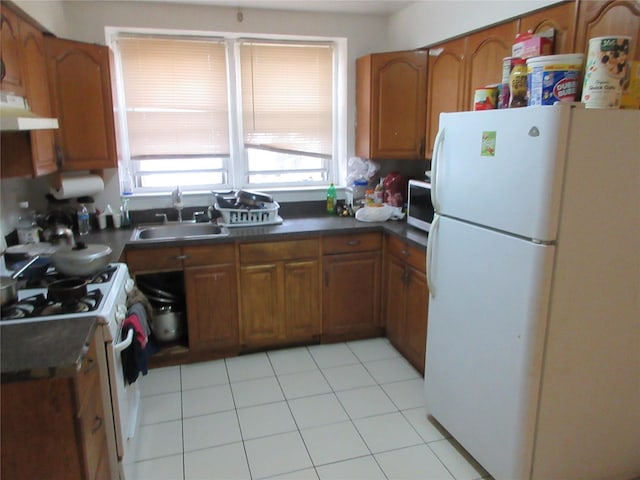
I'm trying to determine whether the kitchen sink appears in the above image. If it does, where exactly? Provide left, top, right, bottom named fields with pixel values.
left=130, top=222, right=229, bottom=241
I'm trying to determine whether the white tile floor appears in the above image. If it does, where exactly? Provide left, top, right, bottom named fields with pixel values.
left=125, top=338, right=490, bottom=480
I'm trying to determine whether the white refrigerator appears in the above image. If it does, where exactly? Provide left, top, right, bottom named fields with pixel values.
left=424, top=103, right=640, bottom=480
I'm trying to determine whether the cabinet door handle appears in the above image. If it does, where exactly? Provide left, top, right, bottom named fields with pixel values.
left=347, top=240, right=361, bottom=246
left=401, top=249, right=410, bottom=257
left=55, top=145, right=64, bottom=168
left=0, top=59, right=5, bottom=81
left=173, top=255, right=189, bottom=260
left=91, top=415, right=103, bottom=434
left=324, top=271, right=329, bottom=287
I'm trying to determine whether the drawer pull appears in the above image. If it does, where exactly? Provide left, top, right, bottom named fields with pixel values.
left=172, top=255, right=189, bottom=260
left=401, top=249, right=410, bottom=257
left=91, top=415, right=103, bottom=434
left=346, top=240, right=361, bottom=246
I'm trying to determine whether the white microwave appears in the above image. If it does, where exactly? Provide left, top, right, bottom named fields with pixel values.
left=406, top=179, right=434, bottom=232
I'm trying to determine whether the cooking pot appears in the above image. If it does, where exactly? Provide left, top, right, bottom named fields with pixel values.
left=0, top=256, right=40, bottom=306
left=47, top=277, right=88, bottom=303
left=151, top=306, right=184, bottom=342
left=50, top=242, right=111, bottom=277
left=236, top=190, right=273, bottom=207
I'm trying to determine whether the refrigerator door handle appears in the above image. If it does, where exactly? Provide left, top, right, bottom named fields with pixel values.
left=426, top=213, right=440, bottom=298
left=431, top=127, right=444, bottom=214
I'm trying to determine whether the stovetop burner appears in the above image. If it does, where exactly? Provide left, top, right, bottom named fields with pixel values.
left=1, top=290, right=104, bottom=321
left=21, top=265, right=118, bottom=289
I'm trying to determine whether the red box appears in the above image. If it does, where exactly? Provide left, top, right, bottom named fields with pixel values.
left=512, top=32, right=553, bottom=59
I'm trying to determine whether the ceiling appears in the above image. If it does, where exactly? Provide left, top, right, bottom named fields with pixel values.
left=132, top=0, right=414, bottom=16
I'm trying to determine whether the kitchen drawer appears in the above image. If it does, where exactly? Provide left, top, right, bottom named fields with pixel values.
left=386, top=235, right=426, bottom=273
left=240, top=238, right=319, bottom=264
left=322, top=232, right=382, bottom=255
left=78, top=379, right=107, bottom=480
left=126, top=247, right=183, bottom=272
left=183, top=243, right=236, bottom=267
left=75, top=339, right=99, bottom=414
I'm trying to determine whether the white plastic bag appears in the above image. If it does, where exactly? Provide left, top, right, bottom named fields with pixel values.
left=355, top=205, right=394, bottom=222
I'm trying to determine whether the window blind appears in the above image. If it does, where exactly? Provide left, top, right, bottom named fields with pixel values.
left=239, top=41, right=333, bottom=158
left=117, top=36, right=229, bottom=158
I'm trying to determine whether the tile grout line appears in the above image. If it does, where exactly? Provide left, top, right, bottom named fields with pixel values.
left=223, top=356, right=255, bottom=480
left=265, top=347, right=320, bottom=480
left=179, top=365, right=187, bottom=480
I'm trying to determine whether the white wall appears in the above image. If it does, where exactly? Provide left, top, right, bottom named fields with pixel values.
left=9, top=0, right=70, bottom=37
left=388, top=0, right=563, bottom=50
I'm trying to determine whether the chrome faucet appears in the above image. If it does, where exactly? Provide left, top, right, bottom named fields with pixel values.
left=172, top=186, right=183, bottom=222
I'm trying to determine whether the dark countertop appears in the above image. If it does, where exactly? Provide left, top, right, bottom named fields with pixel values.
left=90, top=215, right=429, bottom=259
left=1, top=215, right=427, bottom=382
left=1, top=317, right=98, bottom=383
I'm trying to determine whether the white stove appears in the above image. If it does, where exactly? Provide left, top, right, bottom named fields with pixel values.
left=1, top=262, right=139, bottom=480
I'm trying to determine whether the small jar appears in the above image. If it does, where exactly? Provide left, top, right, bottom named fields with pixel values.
left=365, top=189, right=375, bottom=206
left=509, top=58, right=528, bottom=108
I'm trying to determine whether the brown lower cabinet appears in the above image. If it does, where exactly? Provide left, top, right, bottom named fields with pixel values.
left=126, top=243, right=239, bottom=363
left=125, top=232, right=427, bottom=372
left=384, top=235, right=429, bottom=374
left=322, top=232, right=383, bottom=341
left=184, top=244, right=238, bottom=352
left=239, top=238, right=321, bottom=349
left=0, top=337, right=111, bottom=480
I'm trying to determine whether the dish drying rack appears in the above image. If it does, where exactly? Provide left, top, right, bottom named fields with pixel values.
left=215, top=201, right=283, bottom=227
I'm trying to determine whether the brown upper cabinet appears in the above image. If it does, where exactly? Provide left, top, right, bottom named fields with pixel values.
left=425, top=38, right=466, bottom=159
left=0, top=5, right=56, bottom=178
left=574, top=0, right=640, bottom=59
left=356, top=50, right=428, bottom=160
left=45, top=37, right=117, bottom=171
left=517, top=1, right=577, bottom=55
left=464, top=21, right=518, bottom=111
left=0, top=6, right=25, bottom=96
left=425, top=0, right=639, bottom=158
left=424, top=22, right=517, bottom=156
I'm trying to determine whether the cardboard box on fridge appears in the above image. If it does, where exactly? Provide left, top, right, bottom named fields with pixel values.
left=621, top=61, right=640, bottom=109
left=512, top=30, right=554, bottom=59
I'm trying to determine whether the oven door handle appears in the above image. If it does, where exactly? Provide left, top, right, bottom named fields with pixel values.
left=114, top=328, right=134, bottom=352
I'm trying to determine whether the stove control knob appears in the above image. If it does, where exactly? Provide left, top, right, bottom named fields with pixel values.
left=125, top=278, right=135, bottom=294
left=116, top=304, right=127, bottom=323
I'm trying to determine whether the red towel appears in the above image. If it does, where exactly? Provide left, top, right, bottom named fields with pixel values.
left=123, top=313, right=148, bottom=349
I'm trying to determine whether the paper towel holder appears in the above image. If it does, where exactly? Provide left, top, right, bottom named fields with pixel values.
left=50, top=170, right=104, bottom=191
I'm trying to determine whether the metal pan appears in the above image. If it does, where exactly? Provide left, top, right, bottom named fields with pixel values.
left=0, top=256, right=41, bottom=306
left=47, top=277, right=88, bottom=304
left=236, top=190, right=273, bottom=207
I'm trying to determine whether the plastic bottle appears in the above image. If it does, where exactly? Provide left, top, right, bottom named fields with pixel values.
left=509, top=58, right=528, bottom=108
left=374, top=180, right=384, bottom=204
left=352, top=179, right=368, bottom=208
left=326, top=183, right=337, bottom=214
left=17, top=202, right=40, bottom=244
left=77, top=203, right=90, bottom=235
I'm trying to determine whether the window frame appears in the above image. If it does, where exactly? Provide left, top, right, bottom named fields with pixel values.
left=106, top=27, right=347, bottom=196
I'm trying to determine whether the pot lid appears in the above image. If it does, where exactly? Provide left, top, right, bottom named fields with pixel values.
left=52, top=242, right=111, bottom=261
left=6, top=243, right=58, bottom=256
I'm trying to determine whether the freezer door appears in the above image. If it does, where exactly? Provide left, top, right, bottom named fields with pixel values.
left=425, top=216, right=554, bottom=479
left=432, top=105, right=571, bottom=242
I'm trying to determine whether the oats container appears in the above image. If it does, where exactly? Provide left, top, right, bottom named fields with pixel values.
left=582, top=36, right=631, bottom=108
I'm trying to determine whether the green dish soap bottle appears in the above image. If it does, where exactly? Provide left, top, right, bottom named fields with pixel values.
left=326, top=183, right=337, bottom=214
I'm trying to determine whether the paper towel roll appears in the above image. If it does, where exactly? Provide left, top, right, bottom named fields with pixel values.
left=50, top=174, right=105, bottom=200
